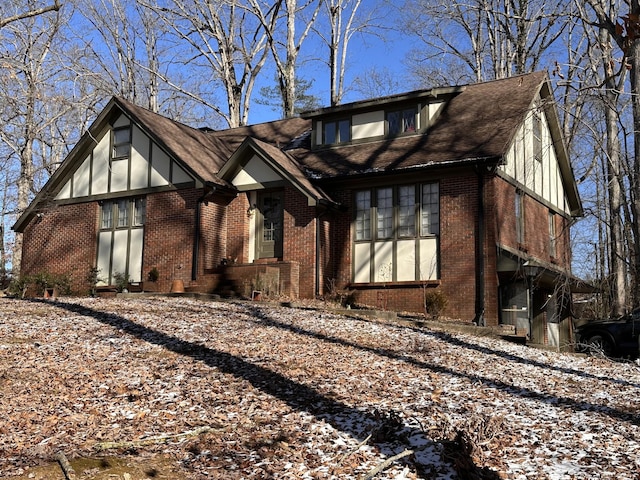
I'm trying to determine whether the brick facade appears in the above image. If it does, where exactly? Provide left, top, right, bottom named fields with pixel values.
left=18, top=170, right=574, bottom=324
left=21, top=202, right=99, bottom=294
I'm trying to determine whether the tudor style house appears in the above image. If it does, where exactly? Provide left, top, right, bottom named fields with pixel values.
left=13, top=72, right=583, bottom=347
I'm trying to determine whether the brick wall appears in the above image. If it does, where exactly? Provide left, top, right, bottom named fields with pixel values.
left=283, top=188, right=316, bottom=298
left=20, top=202, right=98, bottom=294
left=439, top=175, right=480, bottom=321
left=226, top=193, right=250, bottom=264
left=493, top=177, right=573, bottom=268
left=200, top=196, right=229, bottom=272
left=142, top=189, right=198, bottom=291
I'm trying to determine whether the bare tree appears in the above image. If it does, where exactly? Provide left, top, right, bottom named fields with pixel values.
left=401, top=0, right=570, bottom=83
left=147, top=0, right=271, bottom=127
left=0, top=1, right=61, bottom=29
left=0, top=3, right=76, bottom=274
left=312, top=0, right=387, bottom=105
left=577, top=0, right=640, bottom=308
left=249, top=0, right=323, bottom=117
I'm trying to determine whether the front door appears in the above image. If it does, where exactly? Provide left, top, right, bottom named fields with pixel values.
left=256, top=190, right=283, bottom=259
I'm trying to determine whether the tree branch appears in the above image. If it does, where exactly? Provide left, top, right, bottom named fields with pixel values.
left=0, top=1, right=61, bottom=29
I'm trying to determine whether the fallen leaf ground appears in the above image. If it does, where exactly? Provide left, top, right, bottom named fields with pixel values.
left=1, top=296, right=639, bottom=479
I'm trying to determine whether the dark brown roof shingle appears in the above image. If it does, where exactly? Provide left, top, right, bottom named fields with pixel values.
left=291, top=72, right=548, bottom=177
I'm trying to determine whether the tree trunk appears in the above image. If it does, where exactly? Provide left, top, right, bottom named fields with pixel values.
left=602, top=27, right=628, bottom=315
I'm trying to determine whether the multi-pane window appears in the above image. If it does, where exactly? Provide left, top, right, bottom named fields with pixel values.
left=516, top=191, right=525, bottom=244
left=134, top=198, right=146, bottom=226
left=421, top=183, right=439, bottom=235
left=355, top=183, right=439, bottom=241
left=355, top=191, right=371, bottom=241
left=388, top=108, right=417, bottom=135
left=549, top=211, right=556, bottom=258
left=398, top=185, right=416, bottom=237
left=112, top=127, right=131, bottom=158
left=324, top=119, right=351, bottom=144
left=354, top=183, right=440, bottom=284
left=101, top=198, right=146, bottom=231
left=533, top=112, right=542, bottom=162
left=376, top=188, right=394, bottom=239
left=117, top=199, right=129, bottom=227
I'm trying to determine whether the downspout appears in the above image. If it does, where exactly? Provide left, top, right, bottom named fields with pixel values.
left=315, top=207, right=328, bottom=297
left=474, top=165, right=486, bottom=326
left=192, top=182, right=217, bottom=282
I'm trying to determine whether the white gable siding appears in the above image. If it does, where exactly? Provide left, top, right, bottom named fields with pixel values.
left=231, top=155, right=282, bottom=190
left=55, top=121, right=194, bottom=201
left=92, top=130, right=110, bottom=194
left=72, top=155, right=91, bottom=197
left=500, top=106, right=570, bottom=215
left=150, top=144, right=171, bottom=187
left=130, top=125, right=150, bottom=190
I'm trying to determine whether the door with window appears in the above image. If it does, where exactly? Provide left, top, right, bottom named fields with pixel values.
left=97, top=198, right=145, bottom=285
left=256, top=190, right=283, bottom=259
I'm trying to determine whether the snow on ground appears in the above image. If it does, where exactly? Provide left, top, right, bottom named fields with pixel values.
left=1, top=296, right=639, bottom=479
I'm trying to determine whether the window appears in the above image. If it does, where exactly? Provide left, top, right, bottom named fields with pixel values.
left=533, top=112, right=542, bottom=162
left=516, top=191, right=525, bottom=245
left=134, top=198, right=146, bottom=226
left=398, top=185, right=416, bottom=237
left=353, top=183, right=439, bottom=283
left=355, top=191, right=371, bottom=241
left=388, top=108, right=417, bottom=135
left=112, top=127, right=131, bottom=158
left=549, top=211, right=556, bottom=258
left=376, top=188, right=393, bottom=239
left=324, top=119, right=351, bottom=144
left=421, top=183, right=439, bottom=235
left=98, top=197, right=146, bottom=286
left=101, top=198, right=146, bottom=231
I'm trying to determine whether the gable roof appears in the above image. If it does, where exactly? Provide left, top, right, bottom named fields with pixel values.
left=219, top=137, right=335, bottom=207
left=292, top=72, right=549, bottom=177
left=14, top=71, right=581, bottom=232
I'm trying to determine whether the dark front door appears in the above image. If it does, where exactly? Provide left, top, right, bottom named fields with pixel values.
left=256, top=190, right=283, bottom=259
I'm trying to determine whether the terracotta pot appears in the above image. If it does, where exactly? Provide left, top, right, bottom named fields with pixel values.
left=170, top=280, right=185, bottom=293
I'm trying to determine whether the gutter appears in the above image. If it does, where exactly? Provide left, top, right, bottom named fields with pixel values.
left=315, top=208, right=329, bottom=297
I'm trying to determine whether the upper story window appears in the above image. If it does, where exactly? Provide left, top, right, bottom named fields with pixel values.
left=533, top=112, right=542, bottom=162
left=324, top=119, right=351, bottom=144
left=388, top=108, right=417, bottom=136
left=112, top=126, right=131, bottom=158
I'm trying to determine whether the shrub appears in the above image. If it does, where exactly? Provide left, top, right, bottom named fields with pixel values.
left=424, top=289, right=448, bottom=319
left=7, top=272, right=72, bottom=298
left=113, top=271, right=130, bottom=292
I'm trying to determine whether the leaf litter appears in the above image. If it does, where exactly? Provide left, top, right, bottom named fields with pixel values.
left=0, top=296, right=639, bottom=479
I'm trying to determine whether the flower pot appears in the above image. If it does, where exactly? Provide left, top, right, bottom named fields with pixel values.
left=170, top=280, right=185, bottom=293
